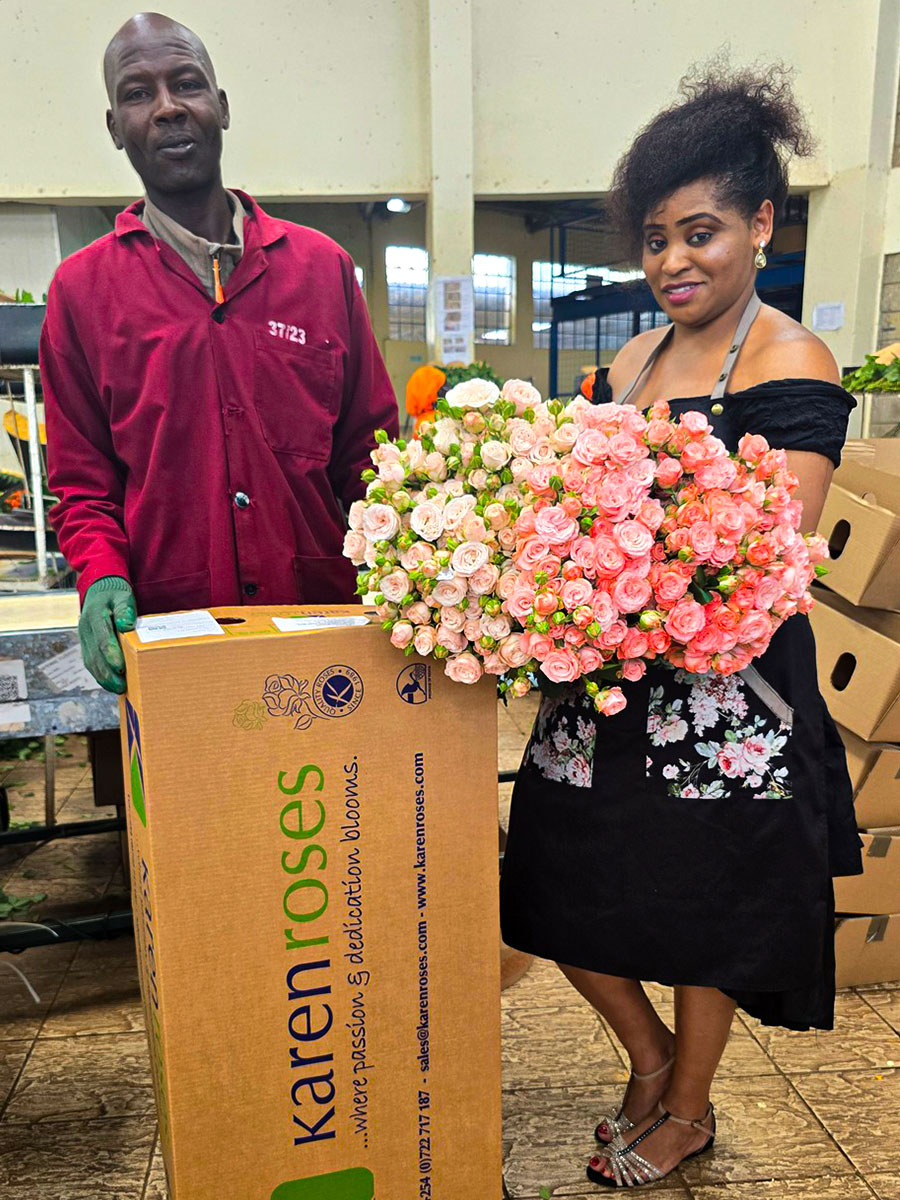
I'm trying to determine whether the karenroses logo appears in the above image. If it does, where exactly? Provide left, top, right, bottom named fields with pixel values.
left=271, top=1167, right=375, bottom=1199
left=124, top=699, right=146, bottom=827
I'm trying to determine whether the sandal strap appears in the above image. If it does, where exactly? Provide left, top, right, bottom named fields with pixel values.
left=657, top=1101, right=715, bottom=1136
left=631, top=1053, right=676, bottom=1082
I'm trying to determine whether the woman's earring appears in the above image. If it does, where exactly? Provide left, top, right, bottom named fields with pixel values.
left=754, top=241, right=768, bottom=270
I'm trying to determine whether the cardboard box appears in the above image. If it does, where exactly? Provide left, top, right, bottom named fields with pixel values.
left=119, top=606, right=501, bottom=1200
left=839, top=725, right=900, bottom=829
left=835, top=912, right=900, bottom=988
left=810, top=587, right=900, bottom=742
left=835, top=833, right=900, bottom=914
left=817, top=453, right=900, bottom=610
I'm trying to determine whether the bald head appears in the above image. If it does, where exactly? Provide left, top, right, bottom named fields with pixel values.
left=103, top=12, right=216, bottom=101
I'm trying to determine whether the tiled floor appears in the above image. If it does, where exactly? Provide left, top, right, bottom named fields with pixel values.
left=1, top=714, right=899, bottom=1198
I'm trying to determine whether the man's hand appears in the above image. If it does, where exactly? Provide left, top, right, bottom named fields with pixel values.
left=79, top=577, right=136, bottom=694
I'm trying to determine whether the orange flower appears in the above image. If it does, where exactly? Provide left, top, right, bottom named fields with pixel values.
left=580, top=371, right=596, bottom=401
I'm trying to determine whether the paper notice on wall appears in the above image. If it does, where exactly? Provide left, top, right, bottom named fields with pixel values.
left=434, top=274, right=474, bottom=363
left=40, top=644, right=98, bottom=693
left=812, top=302, right=845, bottom=332
left=135, top=610, right=226, bottom=643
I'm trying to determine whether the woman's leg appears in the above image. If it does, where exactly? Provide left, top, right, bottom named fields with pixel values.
left=558, top=963, right=675, bottom=1129
left=590, top=984, right=734, bottom=1180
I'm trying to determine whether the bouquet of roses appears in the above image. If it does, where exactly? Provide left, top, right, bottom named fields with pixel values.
left=343, top=377, right=557, bottom=691
left=344, top=379, right=828, bottom=715
left=508, top=398, right=828, bottom=714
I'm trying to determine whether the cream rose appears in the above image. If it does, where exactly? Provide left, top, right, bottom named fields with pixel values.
left=432, top=576, right=468, bottom=606
left=409, top=500, right=445, bottom=542
left=481, top=440, right=511, bottom=471
left=362, top=503, right=401, bottom=542
left=450, top=541, right=491, bottom=577
left=348, top=500, right=366, bottom=531
left=413, top=625, right=438, bottom=656
left=443, top=494, right=477, bottom=534
left=342, top=530, right=367, bottom=564
left=431, top=419, right=459, bottom=456
left=468, top=562, right=500, bottom=595
left=445, top=378, right=501, bottom=409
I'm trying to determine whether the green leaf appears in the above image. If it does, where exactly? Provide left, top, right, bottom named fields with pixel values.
left=539, top=1188, right=552, bottom=1199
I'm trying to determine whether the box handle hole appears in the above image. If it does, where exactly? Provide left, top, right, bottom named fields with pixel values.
left=215, top=617, right=246, bottom=626
left=827, top=519, right=851, bottom=559
left=831, top=652, right=857, bottom=692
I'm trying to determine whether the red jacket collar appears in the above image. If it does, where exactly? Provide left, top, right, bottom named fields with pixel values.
left=114, top=189, right=286, bottom=249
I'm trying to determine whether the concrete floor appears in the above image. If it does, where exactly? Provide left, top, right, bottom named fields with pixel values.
left=1, top=713, right=899, bottom=1199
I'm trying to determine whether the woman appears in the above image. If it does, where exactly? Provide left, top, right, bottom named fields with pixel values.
left=499, top=66, right=863, bottom=1189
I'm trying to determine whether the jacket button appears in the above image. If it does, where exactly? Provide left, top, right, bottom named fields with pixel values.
left=711, top=402, right=724, bottom=415
left=234, top=491, right=250, bottom=509
left=244, top=582, right=258, bottom=597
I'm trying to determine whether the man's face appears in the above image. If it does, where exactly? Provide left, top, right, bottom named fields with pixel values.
left=106, top=30, right=229, bottom=196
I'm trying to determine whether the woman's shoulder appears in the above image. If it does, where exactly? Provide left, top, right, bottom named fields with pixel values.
left=607, top=324, right=671, bottom=399
left=738, top=304, right=841, bottom=388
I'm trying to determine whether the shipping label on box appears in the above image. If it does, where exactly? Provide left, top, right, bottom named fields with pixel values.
left=835, top=832, right=900, bottom=915
left=119, top=607, right=501, bottom=1200
left=818, top=459, right=900, bottom=611
left=835, top=912, right=900, bottom=988
left=810, top=587, right=900, bottom=742
left=839, top=725, right=900, bottom=829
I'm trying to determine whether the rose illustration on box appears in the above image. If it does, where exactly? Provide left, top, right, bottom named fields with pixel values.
left=255, top=667, right=364, bottom=732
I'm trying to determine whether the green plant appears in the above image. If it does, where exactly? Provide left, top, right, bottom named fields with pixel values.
left=443, top=360, right=505, bottom=390
left=842, top=354, right=900, bottom=393
left=0, top=885, right=47, bottom=919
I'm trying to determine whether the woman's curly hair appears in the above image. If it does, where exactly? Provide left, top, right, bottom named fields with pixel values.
left=610, top=61, right=814, bottom=255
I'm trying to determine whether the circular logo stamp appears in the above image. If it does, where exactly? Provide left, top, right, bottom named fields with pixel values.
left=396, top=663, right=432, bottom=705
left=313, top=665, right=364, bottom=717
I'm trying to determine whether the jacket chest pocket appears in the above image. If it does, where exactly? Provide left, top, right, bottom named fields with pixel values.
left=252, top=331, right=342, bottom=461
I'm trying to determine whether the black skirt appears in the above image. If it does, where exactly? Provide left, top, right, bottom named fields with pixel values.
left=500, top=615, right=862, bottom=1031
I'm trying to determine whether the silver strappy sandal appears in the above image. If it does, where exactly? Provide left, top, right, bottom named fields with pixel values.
left=587, top=1101, right=716, bottom=1188
left=594, top=1055, right=675, bottom=1144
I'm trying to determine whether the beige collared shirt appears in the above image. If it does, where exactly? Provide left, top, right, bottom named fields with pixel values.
left=141, top=190, right=246, bottom=297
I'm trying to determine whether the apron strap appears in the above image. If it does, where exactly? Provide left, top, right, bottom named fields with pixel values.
left=617, top=324, right=674, bottom=405
left=711, top=291, right=762, bottom=399
left=617, top=291, right=763, bottom=406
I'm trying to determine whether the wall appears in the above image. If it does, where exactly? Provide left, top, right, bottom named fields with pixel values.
left=0, top=0, right=881, bottom=204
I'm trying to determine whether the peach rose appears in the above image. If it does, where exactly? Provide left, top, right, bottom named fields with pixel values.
left=664, top=597, right=707, bottom=643
left=614, top=520, right=654, bottom=558
left=390, top=621, right=414, bottom=649
left=597, top=687, right=627, bottom=716
left=413, top=625, right=438, bottom=656
left=348, top=500, right=366, bottom=530
left=436, top=626, right=467, bottom=654
left=500, top=378, right=542, bottom=413
left=539, top=647, right=581, bottom=684
left=483, top=614, right=512, bottom=641
left=380, top=569, right=411, bottom=603
left=404, top=600, right=432, bottom=625
left=444, top=652, right=484, bottom=684
left=461, top=512, right=488, bottom=543
left=620, top=658, right=647, bottom=682
left=535, top=506, right=579, bottom=547
left=611, top=574, right=653, bottom=614
left=561, top=577, right=593, bottom=610
left=654, top=457, right=684, bottom=489
left=468, top=562, right=501, bottom=595
left=499, top=633, right=530, bottom=668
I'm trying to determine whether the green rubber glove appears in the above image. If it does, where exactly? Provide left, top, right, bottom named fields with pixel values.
left=79, top=576, right=136, bottom=694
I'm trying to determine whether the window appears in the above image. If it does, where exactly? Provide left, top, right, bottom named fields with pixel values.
left=532, top=261, right=648, bottom=350
left=639, top=309, right=669, bottom=333
left=473, top=253, right=515, bottom=345
left=386, top=245, right=428, bottom=340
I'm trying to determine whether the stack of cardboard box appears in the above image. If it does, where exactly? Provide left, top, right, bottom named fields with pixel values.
left=812, top=439, right=900, bottom=987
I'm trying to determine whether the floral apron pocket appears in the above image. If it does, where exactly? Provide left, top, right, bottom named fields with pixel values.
left=646, top=667, right=793, bottom=800
left=524, top=688, right=597, bottom=788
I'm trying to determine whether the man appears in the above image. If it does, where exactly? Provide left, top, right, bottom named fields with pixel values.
left=40, top=12, right=397, bottom=694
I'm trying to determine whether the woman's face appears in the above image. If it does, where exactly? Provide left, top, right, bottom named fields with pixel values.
left=641, top=179, right=773, bottom=327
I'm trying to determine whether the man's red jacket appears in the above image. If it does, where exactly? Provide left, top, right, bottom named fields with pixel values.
left=40, top=191, right=398, bottom=614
